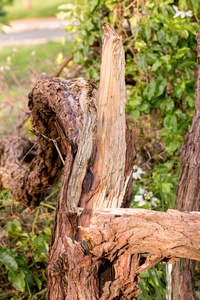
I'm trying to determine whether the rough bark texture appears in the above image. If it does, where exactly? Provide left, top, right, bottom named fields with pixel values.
left=83, top=209, right=200, bottom=262
left=0, top=121, right=63, bottom=206
left=172, top=28, right=200, bottom=300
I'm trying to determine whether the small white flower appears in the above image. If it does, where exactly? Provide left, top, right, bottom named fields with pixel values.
left=134, top=187, right=158, bottom=207
left=132, top=165, right=145, bottom=180
left=134, top=195, right=146, bottom=206
left=31, top=50, right=35, bottom=56
left=173, top=6, right=192, bottom=18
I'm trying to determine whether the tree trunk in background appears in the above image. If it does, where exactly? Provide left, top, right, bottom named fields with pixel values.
left=172, top=27, right=200, bottom=300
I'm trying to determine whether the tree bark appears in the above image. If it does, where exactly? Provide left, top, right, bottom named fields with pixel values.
left=0, top=115, right=63, bottom=206
left=172, top=27, right=200, bottom=300
left=83, top=208, right=200, bottom=262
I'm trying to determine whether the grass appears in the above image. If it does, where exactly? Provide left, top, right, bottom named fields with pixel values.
left=0, top=40, right=72, bottom=134
left=4, top=0, right=66, bottom=20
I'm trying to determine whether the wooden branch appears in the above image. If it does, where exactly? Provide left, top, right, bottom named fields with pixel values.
left=82, top=208, right=200, bottom=262
left=53, top=53, right=72, bottom=78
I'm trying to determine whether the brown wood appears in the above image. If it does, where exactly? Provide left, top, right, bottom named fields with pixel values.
left=172, top=27, right=200, bottom=300
left=45, top=23, right=138, bottom=299
left=82, top=208, right=200, bottom=262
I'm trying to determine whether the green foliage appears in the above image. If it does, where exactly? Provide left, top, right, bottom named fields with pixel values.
left=138, top=264, right=167, bottom=300
left=0, top=0, right=13, bottom=26
left=0, top=188, right=58, bottom=299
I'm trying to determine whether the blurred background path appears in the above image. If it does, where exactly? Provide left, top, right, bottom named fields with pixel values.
left=0, top=17, right=72, bottom=46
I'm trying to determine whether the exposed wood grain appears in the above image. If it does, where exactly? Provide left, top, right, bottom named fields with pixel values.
left=92, top=22, right=127, bottom=210
left=82, top=209, right=200, bottom=261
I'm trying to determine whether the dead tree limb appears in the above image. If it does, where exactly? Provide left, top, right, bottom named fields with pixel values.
left=83, top=208, right=200, bottom=262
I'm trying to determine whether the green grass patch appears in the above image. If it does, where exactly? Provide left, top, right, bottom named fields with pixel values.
left=5, top=0, right=66, bottom=20
left=0, top=40, right=72, bottom=134
left=1, top=40, right=72, bottom=83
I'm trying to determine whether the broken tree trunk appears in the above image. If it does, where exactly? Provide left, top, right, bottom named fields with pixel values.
left=172, top=27, right=200, bottom=300
left=26, top=23, right=138, bottom=299
left=26, top=22, right=200, bottom=300
left=45, top=23, right=139, bottom=299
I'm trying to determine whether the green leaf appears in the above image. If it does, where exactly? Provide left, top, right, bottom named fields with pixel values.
left=146, top=52, right=158, bottom=60
left=0, top=248, right=18, bottom=273
left=44, top=227, right=51, bottom=236
left=160, top=97, right=174, bottom=112
left=161, top=183, right=173, bottom=194
left=6, top=219, right=22, bottom=235
left=142, top=25, right=151, bottom=41
left=164, top=114, right=177, bottom=129
left=84, top=20, right=94, bottom=31
left=33, top=274, right=42, bottom=290
left=157, top=29, right=166, bottom=44
left=167, top=141, right=179, bottom=152
left=85, top=34, right=95, bottom=45
left=139, top=103, right=150, bottom=113
left=73, top=51, right=84, bottom=64
left=152, top=60, right=162, bottom=72
left=129, top=96, right=142, bottom=106
left=188, top=0, right=199, bottom=15
left=88, top=0, right=99, bottom=12
left=155, top=78, right=167, bottom=97
left=133, top=24, right=142, bottom=40
left=179, top=60, right=197, bottom=68
left=175, top=109, right=186, bottom=119
left=139, top=54, right=146, bottom=69
left=8, top=270, right=25, bottom=292
left=144, top=81, right=156, bottom=101
left=175, top=47, right=190, bottom=59
left=171, top=34, right=179, bottom=46
left=185, top=95, right=195, bottom=107
left=132, top=110, right=140, bottom=120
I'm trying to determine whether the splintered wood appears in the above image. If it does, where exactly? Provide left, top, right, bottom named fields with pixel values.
left=92, top=22, right=127, bottom=210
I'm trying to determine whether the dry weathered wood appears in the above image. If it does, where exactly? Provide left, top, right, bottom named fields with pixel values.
left=0, top=129, right=62, bottom=206
left=172, top=27, right=200, bottom=300
left=78, top=22, right=137, bottom=232
left=82, top=209, right=200, bottom=261
left=46, top=23, right=138, bottom=299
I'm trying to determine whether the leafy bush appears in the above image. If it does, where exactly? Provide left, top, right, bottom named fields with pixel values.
left=0, top=0, right=13, bottom=27
left=0, top=189, right=58, bottom=299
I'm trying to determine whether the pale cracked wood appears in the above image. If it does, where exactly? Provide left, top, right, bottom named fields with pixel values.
left=92, top=22, right=127, bottom=210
